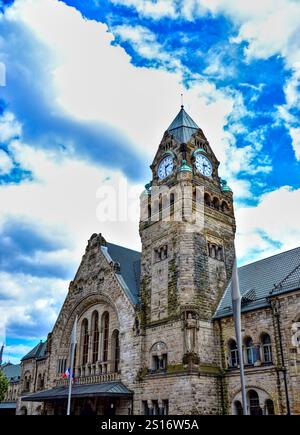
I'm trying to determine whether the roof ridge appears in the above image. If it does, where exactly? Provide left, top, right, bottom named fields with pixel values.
left=167, top=106, right=199, bottom=133
left=107, top=242, right=141, bottom=255
left=21, top=340, right=46, bottom=361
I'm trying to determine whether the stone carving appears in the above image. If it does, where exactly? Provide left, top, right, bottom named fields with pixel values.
left=184, top=313, right=198, bottom=353
left=151, top=341, right=167, bottom=354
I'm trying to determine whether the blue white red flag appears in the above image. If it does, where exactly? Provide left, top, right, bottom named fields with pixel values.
left=63, top=367, right=75, bottom=382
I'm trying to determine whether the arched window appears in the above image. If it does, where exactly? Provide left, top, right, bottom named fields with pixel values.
left=73, top=343, right=77, bottom=369
left=169, top=192, right=175, bottom=219
left=112, top=330, right=120, bottom=372
left=192, top=187, right=197, bottom=204
left=292, top=317, right=300, bottom=348
left=150, top=341, right=168, bottom=372
left=217, top=246, right=223, bottom=261
left=92, top=311, right=99, bottom=364
left=37, top=373, right=42, bottom=390
left=152, top=354, right=167, bottom=371
left=221, top=201, right=229, bottom=213
left=148, top=203, right=152, bottom=221
left=40, top=374, right=45, bottom=390
left=20, top=406, right=28, bottom=416
left=159, top=194, right=162, bottom=220
left=228, top=339, right=238, bottom=367
left=102, top=312, right=109, bottom=362
left=81, top=318, right=89, bottom=365
left=265, top=399, right=275, bottom=415
left=170, top=192, right=175, bottom=214
left=212, top=197, right=219, bottom=210
left=261, top=333, right=272, bottom=363
left=248, top=390, right=262, bottom=415
left=245, top=337, right=257, bottom=365
left=24, top=374, right=30, bottom=392
left=204, top=192, right=211, bottom=207
left=234, top=400, right=243, bottom=415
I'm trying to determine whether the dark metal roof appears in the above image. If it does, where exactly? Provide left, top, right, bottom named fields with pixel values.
left=167, top=106, right=199, bottom=144
left=21, top=340, right=47, bottom=362
left=21, top=382, right=133, bottom=402
left=106, top=243, right=141, bottom=304
left=215, top=246, right=300, bottom=318
left=1, top=363, right=21, bottom=382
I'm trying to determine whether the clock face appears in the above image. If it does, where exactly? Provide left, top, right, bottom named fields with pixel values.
left=195, top=154, right=212, bottom=177
left=157, top=156, right=174, bottom=180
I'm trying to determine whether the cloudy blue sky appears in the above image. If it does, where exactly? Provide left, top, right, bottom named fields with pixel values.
left=0, top=0, right=300, bottom=363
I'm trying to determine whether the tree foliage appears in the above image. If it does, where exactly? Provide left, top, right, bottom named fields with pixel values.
left=0, top=369, right=9, bottom=402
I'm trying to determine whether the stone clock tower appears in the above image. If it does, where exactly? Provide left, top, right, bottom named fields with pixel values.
left=136, top=106, right=236, bottom=414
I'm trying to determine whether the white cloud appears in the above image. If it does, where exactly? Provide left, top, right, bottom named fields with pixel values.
left=0, top=138, right=143, bottom=349
left=0, top=271, right=68, bottom=338
left=108, top=1, right=300, bottom=68
left=107, top=1, right=300, bottom=158
left=1, top=139, right=143, bottom=251
left=4, top=0, right=239, bottom=164
left=109, top=0, right=178, bottom=19
left=2, top=343, right=34, bottom=365
left=289, top=127, right=300, bottom=160
left=112, top=24, right=182, bottom=70
left=0, top=149, right=13, bottom=175
left=0, top=0, right=293, bottom=359
left=1, top=0, right=272, bottom=200
left=236, top=185, right=300, bottom=263
left=203, top=47, right=237, bottom=80
left=0, top=111, right=21, bottom=143
left=277, top=69, right=300, bottom=160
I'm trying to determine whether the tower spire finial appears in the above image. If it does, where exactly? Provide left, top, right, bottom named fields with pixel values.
left=0, top=344, right=4, bottom=366
left=181, top=93, right=184, bottom=109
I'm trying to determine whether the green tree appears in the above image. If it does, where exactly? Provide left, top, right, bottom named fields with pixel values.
left=0, top=369, right=9, bottom=402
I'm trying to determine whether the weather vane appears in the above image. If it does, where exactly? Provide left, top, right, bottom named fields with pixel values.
left=181, top=93, right=184, bottom=108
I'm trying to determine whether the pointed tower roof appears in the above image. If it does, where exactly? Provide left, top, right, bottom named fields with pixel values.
left=167, top=105, right=199, bottom=144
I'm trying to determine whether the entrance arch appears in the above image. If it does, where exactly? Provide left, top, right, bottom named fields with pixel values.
left=231, top=387, right=275, bottom=415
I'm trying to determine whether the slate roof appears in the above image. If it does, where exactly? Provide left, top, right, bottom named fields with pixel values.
left=21, top=382, right=133, bottom=402
left=1, top=363, right=21, bottom=382
left=214, top=246, right=300, bottom=318
left=167, top=106, right=199, bottom=144
left=106, top=243, right=141, bottom=304
left=21, top=341, right=47, bottom=362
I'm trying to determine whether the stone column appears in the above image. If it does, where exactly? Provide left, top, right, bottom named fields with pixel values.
left=147, top=400, right=154, bottom=416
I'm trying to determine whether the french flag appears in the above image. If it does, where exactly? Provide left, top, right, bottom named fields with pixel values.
left=62, top=368, right=75, bottom=382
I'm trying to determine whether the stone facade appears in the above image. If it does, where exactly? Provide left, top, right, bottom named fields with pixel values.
left=14, top=107, right=300, bottom=415
left=216, top=289, right=300, bottom=415
left=0, top=363, right=21, bottom=415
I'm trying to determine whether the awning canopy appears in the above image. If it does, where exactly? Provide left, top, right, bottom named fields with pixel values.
left=21, top=382, right=133, bottom=402
left=0, top=402, right=17, bottom=409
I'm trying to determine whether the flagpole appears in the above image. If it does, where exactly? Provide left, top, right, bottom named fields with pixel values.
left=67, top=316, right=77, bottom=416
left=231, top=257, right=248, bottom=415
